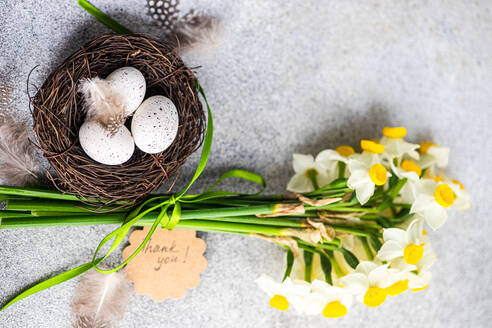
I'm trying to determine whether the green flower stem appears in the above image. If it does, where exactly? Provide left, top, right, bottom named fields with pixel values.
left=0, top=211, right=300, bottom=235
left=307, top=169, right=320, bottom=190
left=0, top=214, right=127, bottom=228
left=31, top=211, right=94, bottom=217
left=0, top=211, right=33, bottom=218
left=78, top=0, right=132, bottom=34
left=331, top=225, right=379, bottom=237
left=337, top=162, right=346, bottom=179
left=191, top=215, right=306, bottom=227
left=7, top=200, right=127, bottom=213
left=389, top=178, right=408, bottom=200
left=0, top=185, right=81, bottom=202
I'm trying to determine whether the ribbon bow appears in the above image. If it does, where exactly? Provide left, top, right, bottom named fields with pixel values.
left=1, top=84, right=265, bottom=309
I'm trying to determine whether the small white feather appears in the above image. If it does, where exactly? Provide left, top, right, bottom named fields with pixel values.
left=174, top=15, right=223, bottom=54
left=79, top=77, right=127, bottom=134
left=0, top=114, right=41, bottom=186
left=71, top=269, right=132, bottom=328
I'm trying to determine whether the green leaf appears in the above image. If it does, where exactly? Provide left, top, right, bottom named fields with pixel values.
left=378, top=216, right=392, bottom=228
left=369, top=235, right=383, bottom=252
left=339, top=248, right=359, bottom=269
left=303, top=251, right=314, bottom=283
left=282, top=250, right=294, bottom=281
left=78, top=0, right=133, bottom=34
left=319, top=252, right=333, bottom=285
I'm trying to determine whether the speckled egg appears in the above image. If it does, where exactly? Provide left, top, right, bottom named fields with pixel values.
left=106, top=66, right=146, bottom=115
left=79, top=120, right=135, bottom=165
left=131, top=96, right=179, bottom=154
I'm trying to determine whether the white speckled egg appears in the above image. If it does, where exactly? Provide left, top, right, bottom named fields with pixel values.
left=131, top=96, right=179, bottom=154
left=106, top=66, right=146, bottom=115
left=79, top=120, right=135, bottom=165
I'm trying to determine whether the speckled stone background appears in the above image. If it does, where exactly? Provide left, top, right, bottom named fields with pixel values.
left=0, top=0, right=491, bottom=327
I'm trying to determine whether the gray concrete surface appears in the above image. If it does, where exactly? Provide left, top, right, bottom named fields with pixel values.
left=0, top=0, right=491, bottom=327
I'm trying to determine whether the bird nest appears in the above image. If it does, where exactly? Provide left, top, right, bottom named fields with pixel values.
left=31, top=34, right=205, bottom=206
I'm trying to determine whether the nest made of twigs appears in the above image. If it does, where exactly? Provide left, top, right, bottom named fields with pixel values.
left=32, top=34, right=205, bottom=205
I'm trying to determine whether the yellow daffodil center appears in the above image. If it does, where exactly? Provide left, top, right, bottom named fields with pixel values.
left=452, top=179, right=465, bottom=190
left=269, top=295, right=289, bottom=311
left=420, top=142, right=437, bottom=154
left=403, top=244, right=424, bottom=264
left=386, top=280, right=409, bottom=296
left=369, top=164, right=387, bottom=186
left=363, top=287, right=387, bottom=307
left=434, top=184, right=455, bottom=207
left=361, top=140, right=385, bottom=154
left=411, top=284, right=429, bottom=292
left=336, top=145, right=355, bottom=157
left=401, top=160, right=422, bottom=176
left=322, top=300, right=348, bottom=318
left=423, top=229, right=428, bottom=236
left=382, top=127, right=407, bottom=139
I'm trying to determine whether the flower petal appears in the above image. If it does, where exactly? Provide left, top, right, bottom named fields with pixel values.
left=423, top=205, right=448, bottom=230
left=407, top=218, right=424, bottom=244
left=383, top=228, right=407, bottom=245
left=353, top=179, right=375, bottom=205
left=292, top=153, right=315, bottom=173
left=368, top=264, right=392, bottom=288
left=255, top=274, right=278, bottom=296
left=337, top=273, right=369, bottom=295
left=287, top=173, right=313, bottom=193
left=377, top=240, right=404, bottom=261
left=428, top=146, right=450, bottom=168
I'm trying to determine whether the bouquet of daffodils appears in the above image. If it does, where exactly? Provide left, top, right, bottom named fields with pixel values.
left=0, top=126, right=469, bottom=314
left=256, top=127, right=470, bottom=318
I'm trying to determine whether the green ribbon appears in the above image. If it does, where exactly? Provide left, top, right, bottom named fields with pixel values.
left=0, top=85, right=266, bottom=310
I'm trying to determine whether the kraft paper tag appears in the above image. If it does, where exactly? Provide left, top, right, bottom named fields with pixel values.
left=122, top=227, right=207, bottom=301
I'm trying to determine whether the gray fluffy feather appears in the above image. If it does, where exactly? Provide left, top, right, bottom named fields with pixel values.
left=78, top=77, right=126, bottom=134
left=0, top=114, right=41, bottom=186
left=173, top=15, right=223, bottom=54
left=72, top=269, right=132, bottom=328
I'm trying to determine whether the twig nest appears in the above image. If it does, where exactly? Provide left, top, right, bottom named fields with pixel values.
left=131, top=96, right=179, bottom=154
left=32, top=34, right=205, bottom=205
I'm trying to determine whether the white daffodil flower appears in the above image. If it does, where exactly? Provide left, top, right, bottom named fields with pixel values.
left=347, top=141, right=390, bottom=205
left=255, top=274, right=311, bottom=312
left=410, top=179, right=455, bottom=230
left=377, top=219, right=429, bottom=267
left=418, top=142, right=450, bottom=171
left=316, top=148, right=350, bottom=179
left=287, top=152, right=341, bottom=193
left=390, top=159, right=422, bottom=204
left=311, top=280, right=353, bottom=318
left=380, top=127, right=420, bottom=161
left=447, top=178, right=471, bottom=210
left=390, top=247, right=437, bottom=292
left=337, top=261, right=394, bottom=307
left=256, top=274, right=353, bottom=316
left=333, top=145, right=357, bottom=178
